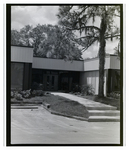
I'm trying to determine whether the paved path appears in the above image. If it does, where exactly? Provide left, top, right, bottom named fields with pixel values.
left=11, top=106, right=120, bottom=144
left=51, top=92, right=116, bottom=109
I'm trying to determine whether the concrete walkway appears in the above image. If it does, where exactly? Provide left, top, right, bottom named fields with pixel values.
left=51, top=92, right=120, bottom=122
left=51, top=92, right=117, bottom=110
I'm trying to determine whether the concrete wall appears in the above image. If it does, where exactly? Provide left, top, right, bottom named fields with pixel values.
left=11, top=46, right=120, bottom=71
left=81, top=55, right=120, bottom=95
left=80, top=70, right=107, bottom=95
left=11, top=46, right=33, bottom=63
left=84, top=56, right=110, bottom=71
left=110, top=55, right=120, bottom=69
left=32, top=57, right=84, bottom=71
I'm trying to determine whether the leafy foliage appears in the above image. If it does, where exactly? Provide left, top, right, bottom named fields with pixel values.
left=11, top=24, right=82, bottom=60
left=107, top=91, right=120, bottom=99
left=11, top=30, right=21, bottom=45
left=11, top=91, right=23, bottom=100
left=81, top=84, right=95, bottom=96
left=11, top=89, right=45, bottom=99
left=57, top=5, right=120, bottom=97
left=71, top=83, right=95, bottom=95
left=31, top=82, right=44, bottom=91
left=57, top=5, right=120, bottom=50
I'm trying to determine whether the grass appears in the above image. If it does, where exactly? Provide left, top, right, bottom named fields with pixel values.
left=11, top=94, right=89, bottom=118
left=79, top=95, right=120, bottom=110
left=42, top=95, right=89, bottom=118
left=11, top=92, right=120, bottom=120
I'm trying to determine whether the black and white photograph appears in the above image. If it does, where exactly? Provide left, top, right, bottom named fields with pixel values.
left=6, top=4, right=123, bottom=146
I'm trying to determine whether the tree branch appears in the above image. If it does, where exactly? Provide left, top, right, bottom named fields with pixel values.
left=76, top=35, right=99, bottom=40
left=77, top=6, right=89, bottom=17
left=105, top=34, right=120, bottom=39
left=114, top=14, right=120, bottom=17
left=65, top=25, right=100, bottom=32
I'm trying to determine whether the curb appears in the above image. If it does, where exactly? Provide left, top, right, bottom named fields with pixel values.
left=11, top=106, right=39, bottom=109
left=42, top=102, right=50, bottom=109
left=11, top=101, right=42, bottom=105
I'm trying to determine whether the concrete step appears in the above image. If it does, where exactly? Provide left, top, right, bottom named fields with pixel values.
left=88, top=110, right=120, bottom=116
left=86, top=106, right=117, bottom=110
left=88, top=116, right=120, bottom=122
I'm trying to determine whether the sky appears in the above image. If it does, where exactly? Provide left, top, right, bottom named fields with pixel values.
left=11, top=5, right=120, bottom=59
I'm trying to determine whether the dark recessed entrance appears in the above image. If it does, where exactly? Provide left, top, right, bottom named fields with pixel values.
left=32, top=69, right=80, bottom=92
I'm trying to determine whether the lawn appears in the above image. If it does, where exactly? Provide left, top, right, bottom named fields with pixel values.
left=11, top=94, right=89, bottom=119
left=78, top=95, right=120, bottom=110
left=11, top=91, right=120, bottom=121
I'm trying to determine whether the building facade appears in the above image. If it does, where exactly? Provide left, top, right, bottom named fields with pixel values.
left=11, top=46, right=120, bottom=96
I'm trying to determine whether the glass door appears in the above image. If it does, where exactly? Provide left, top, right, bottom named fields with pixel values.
left=46, top=74, right=58, bottom=91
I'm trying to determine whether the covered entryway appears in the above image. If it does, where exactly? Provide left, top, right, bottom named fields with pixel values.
left=32, top=69, right=80, bottom=92
left=44, top=74, right=58, bottom=91
left=32, top=69, right=58, bottom=91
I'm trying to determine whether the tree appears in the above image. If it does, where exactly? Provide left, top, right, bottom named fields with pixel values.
left=57, top=5, right=120, bottom=97
left=19, top=25, right=33, bottom=46
left=11, top=30, right=21, bottom=45
left=11, top=25, right=33, bottom=46
left=11, top=24, right=82, bottom=60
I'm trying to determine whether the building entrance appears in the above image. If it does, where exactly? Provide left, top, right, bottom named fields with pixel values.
left=45, top=74, right=58, bottom=91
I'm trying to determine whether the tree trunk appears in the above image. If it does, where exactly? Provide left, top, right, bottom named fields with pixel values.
left=98, top=18, right=107, bottom=97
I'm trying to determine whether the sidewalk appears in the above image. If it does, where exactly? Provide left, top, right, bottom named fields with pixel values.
left=51, top=92, right=120, bottom=122
left=51, top=92, right=117, bottom=110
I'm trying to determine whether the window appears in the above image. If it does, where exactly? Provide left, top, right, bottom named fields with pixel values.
left=11, top=63, right=24, bottom=90
left=52, top=76, right=54, bottom=86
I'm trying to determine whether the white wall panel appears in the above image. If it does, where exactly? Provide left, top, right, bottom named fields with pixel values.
left=84, top=56, right=110, bottom=71
left=32, top=57, right=84, bottom=71
left=110, top=55, right=120, bottom=69
left=11, top=46, right=33, bottom=63
left=80, top=70, right=107, bottom=95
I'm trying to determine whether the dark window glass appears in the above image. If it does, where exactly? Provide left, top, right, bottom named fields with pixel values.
left=52, top=76, right=54, bottom=86
left=11, top=63, right=24, bottom=90
left=47, top=76, right=49, bottom=83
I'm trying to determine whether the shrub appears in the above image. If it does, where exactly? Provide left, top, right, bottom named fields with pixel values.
left=81, top=84, right=95, bottom=96
left=20, top=89, right=31, bottom=98
left=72, top=83, right=81, bottom=93
left=14, top=92, right=23, bottom=100
left=107, top=91, right=120, bottom=99
left=11, top=89, right=45, bottom=100
left=32, top=90, right=45, bottom=96
left=31, top=82, right=44, bottom=90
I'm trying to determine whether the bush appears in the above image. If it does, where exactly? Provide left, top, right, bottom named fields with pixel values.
left=13, top=91, right=23, bottom=100
left=81, top=84, right=95, bottom=96
left=72, top=83, right=81, bottom=93
left=31, top=90, right=45, bottom=96
left=107, top=91, right=120, bottom=99
left=11, top=89, right=45, bottom=100
left=20, top=89, right=31, bottom=98
left=31, top=82, right=44, bottom=90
